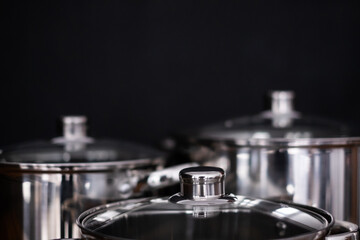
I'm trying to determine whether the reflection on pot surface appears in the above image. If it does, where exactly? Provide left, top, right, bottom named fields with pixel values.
left=233, top=145, right=359, bottom=223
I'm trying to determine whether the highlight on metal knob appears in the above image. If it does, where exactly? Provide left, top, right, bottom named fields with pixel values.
left=269, top=90, right=295, bottom=114
left=169, top=166, right=237, bottom=205
left=62, top=116, right=88, bottom=140
left=179, top=166, right=225, bottom=200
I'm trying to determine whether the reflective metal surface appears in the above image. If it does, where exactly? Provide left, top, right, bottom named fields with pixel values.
left=0, top=161, right=163, bottom=240
left=0, top=116, right=165, bottom=240
left=169, top=166, right=237, bottom=205
left=77, top=166, right=337, bottom=240
left=188, top=141, right=360, bottom=225
left=326, top=221, right=359, bottom=240
left=78, top=198, right=333, bottom=240
left=172, top=92, right=360, bottom=225
left=179, top=166, right=225, bottom=200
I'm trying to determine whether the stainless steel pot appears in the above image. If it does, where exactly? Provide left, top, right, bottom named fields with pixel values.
left=0, top=116, right=193, bottom=240
left=77, top=166, right=359, bottom=240
left=168, top=91, right=360, bottom=225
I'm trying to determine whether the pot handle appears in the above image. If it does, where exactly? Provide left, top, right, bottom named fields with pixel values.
left=326, top=220, right=359, bottom=240
left=147, top=163, right=199, bottom=189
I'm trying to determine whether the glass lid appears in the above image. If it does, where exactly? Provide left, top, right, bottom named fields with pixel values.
left=77, top=167, right=333, bottom=240
left=180, top=91, right=360, bottom=146
left=0, top=116, right=163, bottom=169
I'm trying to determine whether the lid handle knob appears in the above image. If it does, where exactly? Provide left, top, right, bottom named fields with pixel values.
left=179, top=166, right=225, bottom=200
left=62, top=116, right=88, bottom=140
left=269, top=91, right=295, bottom=114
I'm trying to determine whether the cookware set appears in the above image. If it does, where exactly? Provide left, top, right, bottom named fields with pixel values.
left=1, top=91, right=359, bottom=240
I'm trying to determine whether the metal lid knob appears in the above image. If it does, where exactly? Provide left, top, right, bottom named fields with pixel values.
left=169, top=166, right=236, bottom=205
left=62, top=116, right=88, bottom=140
left=179, top=166, right=225, bottom=200
left=269, top=90, right=295, bottom=114
left=52, top=115, right=93, bottom=149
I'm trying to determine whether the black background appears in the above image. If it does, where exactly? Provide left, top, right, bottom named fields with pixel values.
left=1, top=1, right=359, bottom=147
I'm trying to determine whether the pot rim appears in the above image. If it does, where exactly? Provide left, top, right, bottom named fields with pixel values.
left=186, top=136, right=360, bottom=147
left=0, top=157, right=164, bottom=173
left=76, top=196, right=335, bottom=240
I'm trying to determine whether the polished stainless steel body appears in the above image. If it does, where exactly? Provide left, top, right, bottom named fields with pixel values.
left=171, top=91, right=360, bottom=225
left=192, top=140, right=360, bottom=224
left=0, top=116, right=166, bottom=240
left=0, top=162, right=161, bottom=240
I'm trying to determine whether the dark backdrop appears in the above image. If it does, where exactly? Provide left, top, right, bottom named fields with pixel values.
left=1, top=1, right=359, bottom=147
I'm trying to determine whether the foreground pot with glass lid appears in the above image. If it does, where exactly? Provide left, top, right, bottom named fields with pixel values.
left=167, top=91, right=360, bottom=225
left=0, top=116, right=193, bottom=240
left=77, top=166, right=359, bottom=240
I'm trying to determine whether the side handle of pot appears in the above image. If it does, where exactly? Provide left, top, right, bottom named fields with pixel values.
left=326, top=220, right=359, bottom=240
left=147, top=163, right=199, bottom=189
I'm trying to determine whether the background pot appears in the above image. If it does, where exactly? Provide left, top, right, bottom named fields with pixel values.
left=0, top=116, right=171, bottom=240
left=167, top=91, right=360, bottom=224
